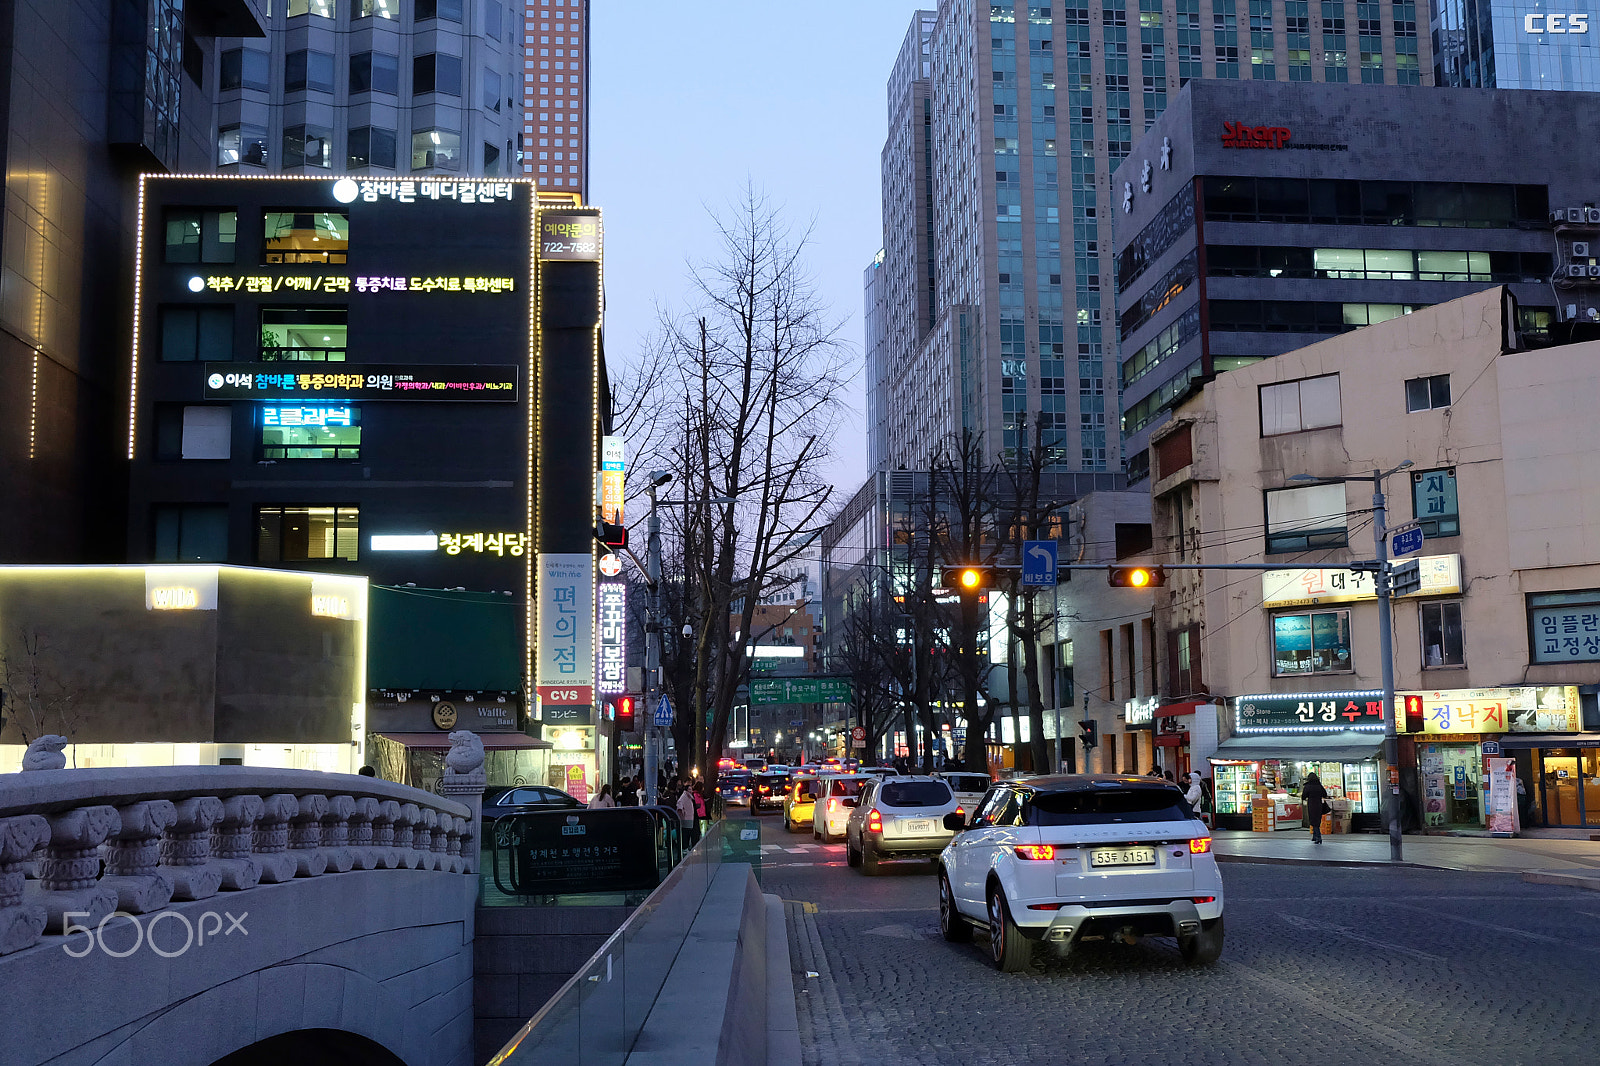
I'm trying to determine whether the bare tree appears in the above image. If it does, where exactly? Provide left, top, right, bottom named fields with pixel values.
left=0, top=626, right=85, bottom=757
left=1001, top=416, right=1065, bottom=774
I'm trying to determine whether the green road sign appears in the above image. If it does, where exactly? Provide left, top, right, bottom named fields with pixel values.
left=749, top=677, right=853, bottom=705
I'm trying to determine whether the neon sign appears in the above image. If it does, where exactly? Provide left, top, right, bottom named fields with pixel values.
left=197, top=275, right=514, bottom=294
left=261, top=406, right=353, bottom=427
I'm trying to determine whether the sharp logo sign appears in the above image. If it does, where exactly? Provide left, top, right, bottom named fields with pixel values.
left=1221, top=121, right=1292, bottom=149
left=1525, top=13, right=1589, bottom=32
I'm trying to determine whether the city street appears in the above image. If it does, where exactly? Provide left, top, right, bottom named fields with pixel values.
left=749, top=820, right=1600, bottom=1066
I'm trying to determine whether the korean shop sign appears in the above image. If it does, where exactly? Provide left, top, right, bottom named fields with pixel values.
left=1397, top=686, right=1581, bottom=735
left=1234, top=691, right=1387, bottom=732
left=539, top=213, right=601, bottom=261
left=1261, top=555, right=1461, bottom=608
left=536, top=553, right=594, bottom=712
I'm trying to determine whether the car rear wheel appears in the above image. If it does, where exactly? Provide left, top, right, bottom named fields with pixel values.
left=861, top=840, right=881, bottom=876
left=847, top=838, right=862, bottom=867
left=939, top=871, right=971, bottom=942
left=1179, top=916, right=1224, bottom=965
left=987, top=884, right=1032, bottom=973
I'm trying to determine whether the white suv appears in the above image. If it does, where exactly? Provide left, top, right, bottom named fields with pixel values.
left=937, top=774, right=1224, bottom=972
left=844, top=776, right=959, bottom=874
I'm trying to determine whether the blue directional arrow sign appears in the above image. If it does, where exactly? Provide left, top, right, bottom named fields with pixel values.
left=653, top=693, right=674, bottom=728
left=1022, top=539, right=1059, bottom=586
left=1389, top=523, right=1424, bottom=558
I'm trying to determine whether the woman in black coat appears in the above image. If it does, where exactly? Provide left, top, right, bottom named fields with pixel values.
left=1302, top=772, right=1330, bottom=843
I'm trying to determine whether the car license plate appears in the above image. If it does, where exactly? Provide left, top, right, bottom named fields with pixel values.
left=1090, top=847, right=1156, bottom=867
left=905, top=819, right=933, bottom=834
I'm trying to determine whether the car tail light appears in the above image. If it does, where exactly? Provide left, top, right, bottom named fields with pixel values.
left=867, top=809, right=883, bottom=834
left=827, top=798, right=836, bottom=812
left=1188, top=837, right=1213, bottom=854
left=1191, top=896, right=1216, bottom=904
left=1014, top=844, right=1056, bottom=861
left=954, top=806, right=964, bottom=819
left=1027, top=902, right=1065, bottom=911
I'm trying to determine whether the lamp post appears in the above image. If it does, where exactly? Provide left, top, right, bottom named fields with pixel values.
left=1290, top=460, right=1413, bottom=862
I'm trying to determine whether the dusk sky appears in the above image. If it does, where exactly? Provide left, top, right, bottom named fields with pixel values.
left=589, top=1, right=932, bottom=491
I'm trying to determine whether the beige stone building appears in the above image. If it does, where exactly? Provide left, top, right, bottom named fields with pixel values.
left=1149, top=288, right=1600, bottom=831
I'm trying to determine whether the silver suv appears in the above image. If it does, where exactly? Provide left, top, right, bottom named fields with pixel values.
left=844, top=776, right=959, bottom=875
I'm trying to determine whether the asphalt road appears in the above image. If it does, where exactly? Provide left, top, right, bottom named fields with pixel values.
left=745, top=816, right=1600, bottom=1066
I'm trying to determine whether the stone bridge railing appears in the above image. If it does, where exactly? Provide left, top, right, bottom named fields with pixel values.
left=0, top=764, right=484, bottom=957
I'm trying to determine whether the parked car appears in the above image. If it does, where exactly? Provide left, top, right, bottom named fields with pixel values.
left=751, top=771, right=790, bottom=812
left=783, top=774, right=821, bottom=832
left=935, top=771, right=993, bottom=814
left=937, top=774, right=1224, bottom=972
left=845, top=776, right=959, bottom=875
left=813, top=773, right=871, bottom=843
left=483, top=785, right=583, bottom=847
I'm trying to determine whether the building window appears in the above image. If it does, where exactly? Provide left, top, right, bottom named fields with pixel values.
left=1421, top=601, right=1465, bottom=668
left=287, top=0, right=337, bottom=16
left=260, top=405, right=361, bottom=460
left=358, top=0, right=397, bottom=17
left=155, top=405, right=231, bottom=460
left=347, top=127, right=396, bottom=170
left=1259, top=374, right=1340, bottom=436
left=1272, top=609, right=1352, bottom=675
left=413, top=53, right=463, bottom=96
left=263, top=211, right=348, bottom=265
left=256, top=506, right=360, bottom=563
left=412, top=128, right=462, bottom=170
left=219, top=48, right=270, bottom=91
left=153, top=504, right=228, bottom=562
left=485, top=0, right=503, bottom=38
left=483, top=142, right=501, bottom=175
left=1265, top=482, right=1346, bottom=553
left=1405, top=374, right=1450, bottom=412
left=1528, top=591, right=1600, bottom=664
left=416, top=0, right=464, bottom=21
left=164, top=209, right=237, bottom=264
left=282, top=126, right=333, bottom=169
left=350, top=51, right=399, bottom=94
left=218, top=124, right=268, bottom=167
left=483, top=69, right=503, bottom=111
left=259, top=306, right=347, bottom=361
left=1411, top=467, right=1459, bottom=537
left=160, top=306, right=234, bottom=362
left=285, top=49, right=335, bottom=93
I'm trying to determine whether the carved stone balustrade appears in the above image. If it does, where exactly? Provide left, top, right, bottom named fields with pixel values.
left=101, top=800, right=177, bottom=913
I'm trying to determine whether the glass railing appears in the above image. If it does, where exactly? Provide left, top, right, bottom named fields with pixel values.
left=479, top=805, right=687, bottom=907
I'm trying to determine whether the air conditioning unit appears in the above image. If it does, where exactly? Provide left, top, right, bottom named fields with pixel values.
left=1569, top=265, right=1588, bottom=278
left=1572, top=208, right=1588, bottom=223
left=1574, top=242, right=1591, bottom=257
left=1554, top=209, right=1571, bottom=224
left=1588, top=264, right=1600, bottom=277
left=1587, top=207, right=1600, bottom=224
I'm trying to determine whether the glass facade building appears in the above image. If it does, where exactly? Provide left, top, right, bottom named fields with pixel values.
left=1433, top=0, right=1600, bottom=89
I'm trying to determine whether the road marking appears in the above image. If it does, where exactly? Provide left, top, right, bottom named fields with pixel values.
left=1384, top=901, right=1599, bottom=950
left=1277, top=913, right=1444, bottom=962
left=781, top=899, right=819, bottom=913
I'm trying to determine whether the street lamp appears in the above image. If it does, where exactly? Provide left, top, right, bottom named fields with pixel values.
left=1289, top=460, right=1413, bottom=862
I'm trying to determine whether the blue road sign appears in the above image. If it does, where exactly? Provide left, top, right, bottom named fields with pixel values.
left=1390, top=525, right=1424, bottom=558
left=1022, top=539, right=1059, bottom=586
left=653, top=693, right=674, bottom=728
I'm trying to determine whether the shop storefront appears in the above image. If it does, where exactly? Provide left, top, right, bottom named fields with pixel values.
left=1504, top=737, right=1600, bottom=827
left=1209, top=691, right=1386, bottom=832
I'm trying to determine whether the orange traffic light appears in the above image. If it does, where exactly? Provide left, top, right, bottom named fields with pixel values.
left=1108, top=566, right=1165, bottom=588
left=942, top=567, right=991, bottom=591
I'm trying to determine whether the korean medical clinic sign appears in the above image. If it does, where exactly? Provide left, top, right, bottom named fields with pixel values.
left=1261, top=555, right=1461, bottom=608
left=1398, top=686, right=1580, bottom=735
left=537, top=553, right=594, bottom=711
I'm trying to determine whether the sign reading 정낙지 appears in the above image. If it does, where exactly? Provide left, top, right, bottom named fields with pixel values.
left=749, top=677, right=853, bottom=705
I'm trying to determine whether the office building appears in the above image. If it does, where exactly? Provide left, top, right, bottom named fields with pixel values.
left=519, top=0, right=590, bottom=194
left=0, top=0, right=263, bottom=564
left=1113, top=79, right=1595, bottom=474
left=1433, top=0, right=1600, bottom=89
left=871, top=0, right=1431, bottom=475
left=211, top=1, right=524, bottom=179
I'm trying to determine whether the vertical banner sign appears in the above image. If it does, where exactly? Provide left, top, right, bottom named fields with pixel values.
left=596, top=579, right=627, bottom=695
left=600, top=435, right=626, bottom=525
left=1486, top=757, right=1519, bottom=834
left=537, top=553, right=595, bottom=713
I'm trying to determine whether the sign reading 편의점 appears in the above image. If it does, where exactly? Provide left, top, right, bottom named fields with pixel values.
left=1234, top=692, right=1387, bottom=731
left=205, top=364, right=517, bottom=402
left=749, top=677, right=853, bottom=705
left=536, top=553, right=594, bottom=711
left=540, top=214, right=601, bottom=260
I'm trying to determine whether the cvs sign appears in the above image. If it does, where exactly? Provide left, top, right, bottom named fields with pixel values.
left=538, top=685, right=593, bottom=705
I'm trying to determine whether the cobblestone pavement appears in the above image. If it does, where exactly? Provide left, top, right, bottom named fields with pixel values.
left=751, top=820, right=1600, bottom=1066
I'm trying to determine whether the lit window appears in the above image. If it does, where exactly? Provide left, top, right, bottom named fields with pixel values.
left=412, top=129, right=462, bottom=170
left=259, top=306, right=347, bottom=361
left=282, top=125, right=332, bottom=169
left=256, top=506, right=360, bottom=563
left=218, top=124, right=268, bottom=167
left=287, top=0, right=337, bottom=16
left=260, top=406, right=361, bottom=460
left=263, top=211, right=348, bottom=264
left=358, top=0, right=397, bottom=18
left=1272, top=609, right=1352, bottom=675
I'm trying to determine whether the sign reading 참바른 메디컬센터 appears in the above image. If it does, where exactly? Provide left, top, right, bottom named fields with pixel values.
left=203, top=364, right=518, bottom=401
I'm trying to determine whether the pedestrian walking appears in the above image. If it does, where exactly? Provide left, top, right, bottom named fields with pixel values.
left=1303, top=771, right=1330, bottom=843
left=675, top=779, right=698, bottom=846
left=1515, top=768, right=1533, bottom=826
left=1148, top=765, right=1164, bottom=778
left=1184, top=772, right=1204, bottom=810
left=588, top=783, right=614, bottom=809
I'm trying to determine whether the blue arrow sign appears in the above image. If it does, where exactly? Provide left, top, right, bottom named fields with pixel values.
left=1022, top=539, right=1059, bottom=586
left=1389, top=525, right=1424, bottom=558
left=653, top=693, right=674, bottom=728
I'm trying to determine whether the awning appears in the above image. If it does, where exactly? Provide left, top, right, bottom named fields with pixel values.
left=1210, top=731, right=1382, bottom=763
left=1497, top=734, right=1600, bottom=750
left=373, top=731, right=552, bottom=750
left=1159, top=700, right=1213, bottom=717
left=1155, top=733, right=1189, bottom=747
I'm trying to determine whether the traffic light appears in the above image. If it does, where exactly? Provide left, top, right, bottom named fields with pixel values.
left=595, top=521, right=628, bottom=550
left=1107, top=565, right=1165, bottom=588
left=1403, top=694, right=1423, bottom=734
left=941, top=566, right=991, bottom=592
left=616, top=695, right=636, bottom=732
left=1079, top=719, right=1098, bottom=749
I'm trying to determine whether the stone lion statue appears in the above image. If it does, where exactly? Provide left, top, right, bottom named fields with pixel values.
left=444, top=730, right=485, bottom=778
left=22, top=735, right=69, bottom=771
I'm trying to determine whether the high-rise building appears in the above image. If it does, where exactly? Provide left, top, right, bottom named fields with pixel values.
left=1432, top=0, right=1600, bottom=89
left=871, top=0, right=1431, bottom=475
left=0, top=0, right=262, bottom=564
left=519, top=0, right=590, bottom=195
left=211, top=1, right=523, bottom=178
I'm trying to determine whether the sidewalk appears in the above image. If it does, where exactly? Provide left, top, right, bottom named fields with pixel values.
left=1212, top=828, right=1600, bottom=886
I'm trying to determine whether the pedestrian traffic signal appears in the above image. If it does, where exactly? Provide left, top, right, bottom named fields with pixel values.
left=1107, top=565, right=1165, bottom=588
left=617, top=695, right=636, bottom=732
left=1403, top=694, right=1423, bottom=734
left=1079, top=719, right=1098, bottom=749
left=595, top=521, right=628, bottom=549
left=942, top=566, right=991, bottom=592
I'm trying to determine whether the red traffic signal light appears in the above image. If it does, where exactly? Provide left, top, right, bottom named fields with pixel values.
left=1403, top=694, right=1423, bottom=734
left=616, top=695, right=636, bottom=731
left=941, top=566, right=991, bottom=592
left=1079, top=719, right=1099, bottom=749
left=596, top=521, right=628, bottom=549
left=1107, top=565, right=1165, bottom=588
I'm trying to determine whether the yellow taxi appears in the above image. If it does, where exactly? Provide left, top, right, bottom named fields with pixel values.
left=783, top=774, right=822, bottom=833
